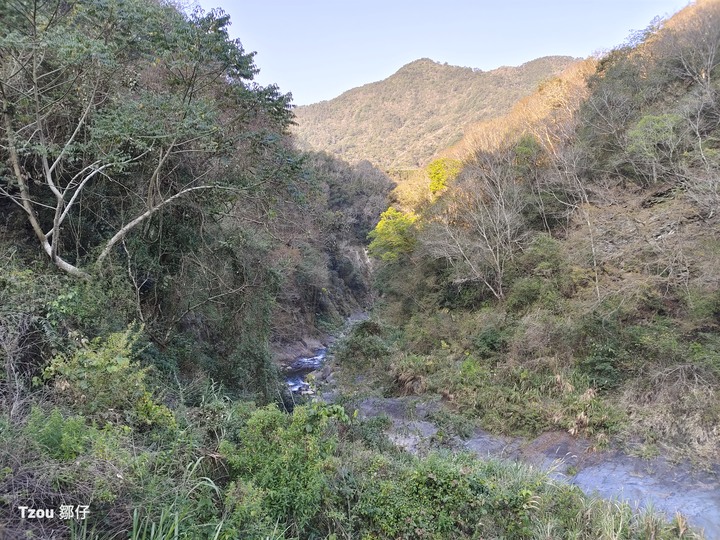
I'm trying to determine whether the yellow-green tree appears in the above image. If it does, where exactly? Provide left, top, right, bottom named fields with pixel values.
left=368, top=207, right=418, bottom=261
left=426, top=158, right=462, bottom=194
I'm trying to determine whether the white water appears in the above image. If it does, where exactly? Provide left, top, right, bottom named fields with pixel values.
left=284, top=349, right=326, bottom=393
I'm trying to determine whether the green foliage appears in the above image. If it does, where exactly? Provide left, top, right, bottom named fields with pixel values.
left=513, top=134, right=546, bottom=178
left=426, top=158, right=462, bottom=194
left=42, top=326, right=175, bottom=429
left=472, top=324, right=512, bottom=358
left=334, top=321, right=391, bottom=367
left=129, top=507, right=181, bottom=540
left=220, top=402, right=346, bottom=536
left=685, top=287, right=720, bottom=323
left=425, top=408, right=476, bottom=439
left=627, top=114, right=683, bottom=161
left=307, top=152, right=393, bottom=242
left=578, top=342, right=624, bottom=390
left=368, top=207, right=418, bottom=261
left=354, top=451, right=632, bottom=540
left=45, top=272, right=135, bottom=336
left=3, top=1, right=720, bottom=537
left=625, top=113, right=685, bottom=183
left=506, top=277, right=554, bottom=312
left=505, top=234, right=572, bottom=312
left=24, top=407, right=92, bottom=461
left=346, top=415, right=395, bottom=452
left=0, top=264, right=61, bottom=313
left=357, top=453, right=480, bottom=538
left=401, top=312, right=453, bottom=354
left=515, top=234, right=568, bottom=278
left=0, top=0, right=293, bottom=279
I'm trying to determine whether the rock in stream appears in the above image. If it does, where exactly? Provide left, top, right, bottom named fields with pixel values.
left=283, top=348, right=327, bottom=394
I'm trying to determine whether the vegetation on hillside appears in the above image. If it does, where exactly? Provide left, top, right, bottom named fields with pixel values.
left=0, top=1, right=398, bottom=537
left=360, top=0, right=720, bottom=470
left=1, top=0, right=717, bottom=538
left=293, top=56, right=578, bottom=170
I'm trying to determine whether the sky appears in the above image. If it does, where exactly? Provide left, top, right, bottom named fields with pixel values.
left=194, top=0, right=690, bottom=106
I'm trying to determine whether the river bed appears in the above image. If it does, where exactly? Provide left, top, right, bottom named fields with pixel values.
left=281, top=319, right=720, bottom=538
left=283, top=348, right=327, bottom=394
left=354, top=396, right=720, bottom=539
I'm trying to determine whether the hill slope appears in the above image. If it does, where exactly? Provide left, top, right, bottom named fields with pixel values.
left=358, top=0, right=720, bottom=468
left=293, top=56, right=579, bottom=169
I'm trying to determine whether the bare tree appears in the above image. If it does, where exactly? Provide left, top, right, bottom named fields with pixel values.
left=686, top=171, right=720, bottom=219
left=662, top=0, right=720, bottom=93
left=422, top=149, right=528, bottom=299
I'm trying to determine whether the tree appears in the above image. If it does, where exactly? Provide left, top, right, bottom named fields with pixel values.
left=0, top=0, right=291, bottom=278
left=368, top=207, right=418, bottom=262
left=426, top=157, right=462, bottom=195
left=661, top=0, right=720, bottom=93
left=422, top=149, right=528, bottom=300
left=626, top=113, right=685, bottom=183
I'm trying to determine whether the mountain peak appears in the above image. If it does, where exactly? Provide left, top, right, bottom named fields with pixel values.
left=293, top=56, right=579, bottom=170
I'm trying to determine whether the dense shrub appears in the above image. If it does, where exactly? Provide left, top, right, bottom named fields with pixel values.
left=334, top=320, right=392, bottom=368
left=24, top=407, right=92, bottom=461
left=220, top=403, right=348, bottom=536
left=42, top=326, right=175, bottom=429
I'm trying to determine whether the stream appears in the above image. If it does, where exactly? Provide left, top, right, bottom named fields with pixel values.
left=283, top=348, right=327, bottom=394
left=282, top=312, right=368, bottom=395
left=281, top=326, right=720, bottom=538
left=354, top=396, right=720, bottom=539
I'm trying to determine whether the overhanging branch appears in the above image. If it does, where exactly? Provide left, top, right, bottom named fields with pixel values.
left=95, top=184, right=240, bottom=268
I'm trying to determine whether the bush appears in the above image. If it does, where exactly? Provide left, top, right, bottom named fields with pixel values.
left=356, top=453, right=475, bottom=538
left=45, top=272, right=135, bottom=336
left=685, top=287, right=720, bottom=323
left=390, top=354, right=437, bottom=395
left=506, top=234, right=573, bottom=312
left=42, top=326, right=175, bottom=430
left=220, top=403, right=347, bottom=536
left=335, top=322, right=391, bottom=367
left=506, top=277, right=547, bottom=312
left=347, top=415, right=395, bottom=452
left=402, top=312, right=455, bottom=354
left=24, top=407, right=91, bottom=461
left=578, top=342, right=624, bottom=390
left=472, top=324, right=511, bottom=358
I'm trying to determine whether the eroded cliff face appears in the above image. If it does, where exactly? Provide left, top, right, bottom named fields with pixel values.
left=272, top=241, right=375, bottom=365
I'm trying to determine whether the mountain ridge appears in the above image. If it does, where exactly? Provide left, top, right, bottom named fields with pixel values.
left=293, top=55, right=580, bottom=169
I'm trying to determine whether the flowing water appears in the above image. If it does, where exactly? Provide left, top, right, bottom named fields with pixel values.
left=283, top=348, right=327, bottom=394
left=283, top=312, right=368, bottom=394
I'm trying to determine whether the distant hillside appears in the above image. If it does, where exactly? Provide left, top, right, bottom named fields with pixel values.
left=292, top=56, right=579, bottom=170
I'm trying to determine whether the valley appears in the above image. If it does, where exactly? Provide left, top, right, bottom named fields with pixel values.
left=1, top=0, right=719, bottom=538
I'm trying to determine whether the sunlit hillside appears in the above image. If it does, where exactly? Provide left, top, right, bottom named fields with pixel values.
left=293, top=56, right=578, bottom=170
left=363, top=0, right=720, bottom=467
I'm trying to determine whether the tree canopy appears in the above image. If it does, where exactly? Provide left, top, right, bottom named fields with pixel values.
left=0, top=0, right=292, bottom=277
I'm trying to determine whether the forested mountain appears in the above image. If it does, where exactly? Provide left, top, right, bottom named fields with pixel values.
left=2, top=0, right=720, bottom=538
left=293, top=56, right=578, bottom=169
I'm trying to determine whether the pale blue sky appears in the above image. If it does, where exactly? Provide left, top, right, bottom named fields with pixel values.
left=195, top=0, right=690, bottom=106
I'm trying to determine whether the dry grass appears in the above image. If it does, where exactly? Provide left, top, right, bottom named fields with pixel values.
left=622, top=364, right=720, bottom=462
